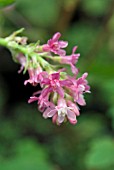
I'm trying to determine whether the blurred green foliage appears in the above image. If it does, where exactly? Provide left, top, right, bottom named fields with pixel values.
left=82, top=0, right=110, bottom=16
left=85, top=137, right=114, bottom=169
left=0, top=0, right=15, bottom=8
left=0, top=0, right=114, bottom=170
left=0, top=139, right=54, bottom=170
left=17, top=0, right=59, bottom=28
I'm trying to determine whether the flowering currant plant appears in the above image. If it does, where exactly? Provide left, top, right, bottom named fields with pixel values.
left=0, top=28, right=90, bottom=125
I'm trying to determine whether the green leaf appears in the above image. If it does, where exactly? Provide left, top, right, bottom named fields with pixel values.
left=0, top=139, right=54, bottom=170
left=85, top=137, right=114, bottom=169
left=0, top=0, right=15, bottom=8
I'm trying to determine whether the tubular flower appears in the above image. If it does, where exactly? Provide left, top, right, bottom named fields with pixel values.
left=69, top=73, right=90, bottom=105
left=24, top=67, right=43, bottom=86
left=61, top=46, right=80, bottom=75
left=61, top=46, right=80, bottom=65
left=42, top=32, right=68, bottom=56
left=1, top=29, right=90, bottom=125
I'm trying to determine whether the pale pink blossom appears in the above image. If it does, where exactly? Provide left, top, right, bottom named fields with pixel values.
left=43, top=32, right=68, bottom=56
left=70, top=73, right=90, bottom=105
left=43, top=98, right=78, bottom=125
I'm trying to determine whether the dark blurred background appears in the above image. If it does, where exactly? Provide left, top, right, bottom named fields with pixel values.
left=0, top=0, right=114, bottom=170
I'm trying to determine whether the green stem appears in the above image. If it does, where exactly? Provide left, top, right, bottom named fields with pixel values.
left=0, top=38, right=8, bottom=47
left=0, top=37, right=27, bottom=53
left=42, top=55, right=61, bottom=63
left=0, top=37, right=52, bottom=70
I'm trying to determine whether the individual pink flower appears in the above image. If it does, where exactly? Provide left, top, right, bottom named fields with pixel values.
left=24, top=67, right=48, bottom=86
left=42, top=72, right=72, bottom=98
left=70, top=73, right=90, bottom=105
left=77, top=72, right=90, bottom=92
left=67, top=100, right=80, bottom=116
left=24, top=68, right=41, bottom=86
left=61, top=46, right=80, bottom=64
left=43, top=32, right=68, bottom=56
left=37, top=94, right=50, bottom=112
left=28, top=92, right=50, bottom=112
left=43, top=98, right=78, bottom=125
left=61, top=46, right=80, bottom=74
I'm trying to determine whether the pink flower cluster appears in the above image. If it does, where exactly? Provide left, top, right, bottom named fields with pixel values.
left=17, top=32, right=90, bottom=125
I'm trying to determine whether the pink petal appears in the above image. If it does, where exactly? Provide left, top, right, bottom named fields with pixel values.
left=52, top=113, right=58, bottom=124
left=51, top=72, right=60, bottom=80
left=68, top=76, right=77, bottom=85
left=18, top=65, right=24, bottom=73
left=57, top=115, right=65, bottom=124
left=47, top=109, right=57, bottom=117
left=56, top=86, right=64, bottom=98
left=41, top=87, right=52, bottom=97
left=70, top=64, right=79, bottom=75
left=60, top=79, right=72, bottom=86
left=78, top=85, right=85, bottom=92
left=33, top=90, right=42, bottom=96
left=40, top=71, right=48, bottom=78
left=67, top=101, right=80, bottom=116
left=28, top=96, right=38, bottom=103
left=48, top=102, right=55, bottom=108
left=47, top=39, right=53, bottom=46
left=67, top=109, right=76, bottom=121
left=43, top=108, right=51, bottom=118
left=72, top=54, right=80, bottom=63
left=24, top=80, right=31, bottom=85
left=77, top=73, right=88, bottom=84
left=42, top=78, right=50, bottom=85
left=58, top=49, right=66, bottom=56
left=77, top=75, right=87, bottom=85
left=43, top=44, right=50, bottom=52
left=57, top=98, right=67, bottom=108
left=85, top=85, right=91, bottom=92
left=58, top=68, right=66, bottom=73
left=82, top=72, right=88, bottom=79
left=59, top=41, right=68, bottom=48
left=77, top=94, right=86, bottom=106
left=52, top=32, right=61, bottom=41
left=72, top=46, right=78, bottom=54
left=69, top=119, right=77, bottom=125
